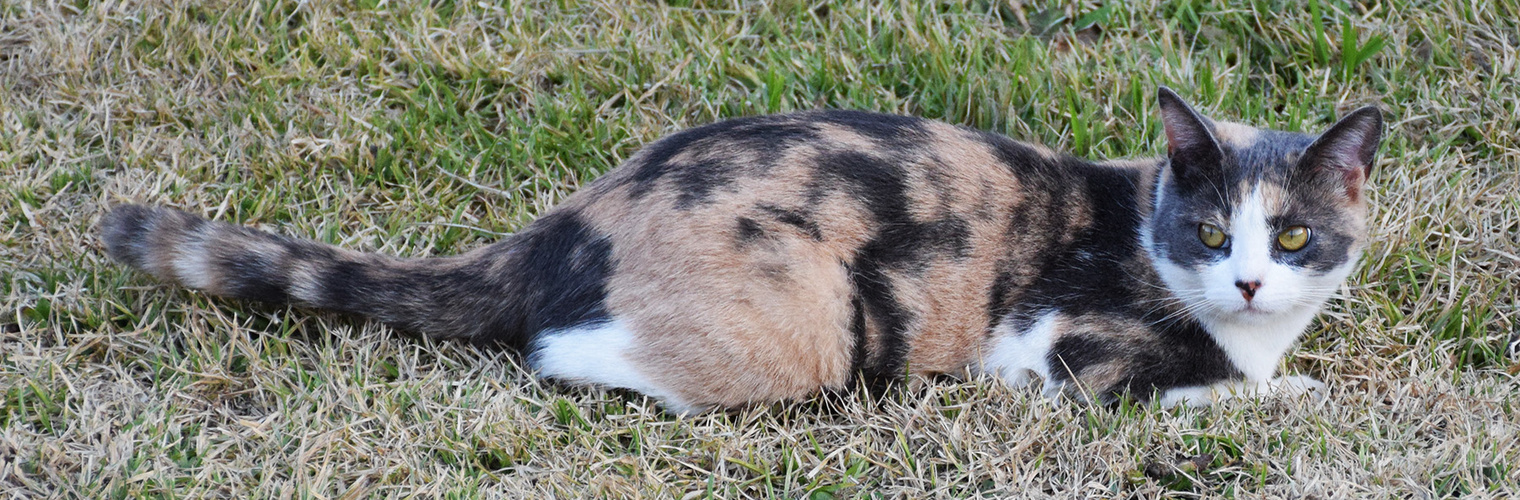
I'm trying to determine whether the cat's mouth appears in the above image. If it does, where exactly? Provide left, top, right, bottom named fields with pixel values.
left=1232, top=299, right=1298, bottom=318
left=1213, top=299, right=1277, bottom=318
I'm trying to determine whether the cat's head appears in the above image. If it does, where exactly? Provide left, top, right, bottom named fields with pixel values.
left=1143, top=87, right=1382, bottom=328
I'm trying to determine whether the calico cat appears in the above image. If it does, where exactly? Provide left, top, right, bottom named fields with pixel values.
left=100, top=88, right=1382, bottom=413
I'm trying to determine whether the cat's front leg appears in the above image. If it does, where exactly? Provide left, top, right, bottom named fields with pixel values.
left=1157, top=375, right=1328, bottom=408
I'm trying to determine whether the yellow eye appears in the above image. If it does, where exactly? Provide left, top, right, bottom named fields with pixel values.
left=1198, top=223, right=1227, bottom=249
left=1277, top=226, right=1311, bottom=251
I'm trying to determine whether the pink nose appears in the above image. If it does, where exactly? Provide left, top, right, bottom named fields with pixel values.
left=1235, top=280, right=1262, bottom=300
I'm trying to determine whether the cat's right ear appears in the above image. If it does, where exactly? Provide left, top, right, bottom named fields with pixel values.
left=1157, top=87, right=1224, bottom=178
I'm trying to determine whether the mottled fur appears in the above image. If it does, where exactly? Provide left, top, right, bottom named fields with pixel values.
left=101, top=89, right=1383, bottom=411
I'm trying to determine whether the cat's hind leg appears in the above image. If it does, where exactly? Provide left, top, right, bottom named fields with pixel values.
left=977, top=311, right=1068, bottom=399
left=526, top=319, right=706, bottom=414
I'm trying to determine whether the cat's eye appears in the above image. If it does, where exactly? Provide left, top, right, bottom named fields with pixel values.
left=1277, top=226, right=1311, bottom=251
left=1197, top=223, right=1228, bottom=249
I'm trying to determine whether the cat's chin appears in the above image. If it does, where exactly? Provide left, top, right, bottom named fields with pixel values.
left=1236, top=305, right=1274, bottom=316
left=1239, top=301, right=1291, bottom=315
left=1204, top=302, right=1300, bottom=326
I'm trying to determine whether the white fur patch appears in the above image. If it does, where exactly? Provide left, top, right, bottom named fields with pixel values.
left=978, top=311, right=1064, bottom=397
left=528, top=319, right=699, bottom=414
left=1229, top=189, right=1273, bottom=288
left=287, top=261, right=324, bottom=305
left=171, top=229, right=214, bottom=289
left=1159, top=375, right=1327, bottom=407
left=1200, top=311, right=1317, bottom=381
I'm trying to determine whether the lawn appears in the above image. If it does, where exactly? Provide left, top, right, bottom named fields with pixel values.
left=2, top=0, right=1517, bottom=497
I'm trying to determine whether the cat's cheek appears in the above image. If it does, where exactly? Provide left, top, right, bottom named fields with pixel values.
left=1310, top=254, right=1364, bottom=299
left=1256, top=255, right=1359, bottom=314
left=1151, top=255, right=1211, bottom=303
left=1250, top=263, right=1310, bottom=313
left=1200, top=260, right=1249, bottom=313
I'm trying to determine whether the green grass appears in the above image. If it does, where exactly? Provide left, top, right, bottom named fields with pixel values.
left=3, top=0, right=1518, bottom=497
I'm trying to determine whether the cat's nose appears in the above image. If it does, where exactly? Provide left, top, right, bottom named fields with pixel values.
left=1235, top=280, right=1262, bottom=300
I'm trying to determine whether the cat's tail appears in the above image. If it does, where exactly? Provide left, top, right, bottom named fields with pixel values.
left=99, top=204, right=505, bottom=342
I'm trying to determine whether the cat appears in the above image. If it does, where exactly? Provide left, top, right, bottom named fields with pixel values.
left=99, top=88, right=1382, bottom=413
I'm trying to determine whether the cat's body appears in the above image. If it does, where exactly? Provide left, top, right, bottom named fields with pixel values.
left=101, top=89, right=1382, bottom=412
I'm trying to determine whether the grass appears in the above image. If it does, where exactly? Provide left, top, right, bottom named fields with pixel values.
left=2, top=0, right=1518, bottom=497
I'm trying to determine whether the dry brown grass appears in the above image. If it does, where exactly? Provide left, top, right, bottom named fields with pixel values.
left=2, top=0, right=1518, bottom=497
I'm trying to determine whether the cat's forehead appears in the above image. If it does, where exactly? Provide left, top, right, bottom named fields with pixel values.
left=1215, top=121, right=1317, bottom=166
left=1212, top=121, right=1320, bottom=188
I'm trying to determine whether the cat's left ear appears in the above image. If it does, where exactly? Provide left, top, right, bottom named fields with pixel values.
left=1301, top=106, right=1383, bottom=198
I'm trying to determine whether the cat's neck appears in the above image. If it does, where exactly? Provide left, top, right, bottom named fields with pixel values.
left=1096, top=157, right=1166, bottom=221
left=1193, top=306, right=1320, bottom=380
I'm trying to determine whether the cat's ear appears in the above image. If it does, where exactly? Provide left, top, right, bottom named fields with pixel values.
left=1157, top=87, right=1224, bottom=177
left=1302, top=106, right=1383, bottom=176
left=1301, top=106, right=1383, bottom=200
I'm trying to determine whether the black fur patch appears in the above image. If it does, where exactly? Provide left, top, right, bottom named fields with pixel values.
left=812, top=110, right=929, bottom=149
left=503, top=211, right=615, bottom=346
left=979, top=135, right=1115, bottom=327
left=848, top=252, right=912, bottom=380
left=215, top=248, right=292, bottom=304
left=1117, top=319, right=1241, bottom=399
left=669, top=160, right=741, bottom=209
left=623, top=115, right=821, bottom=209
left=1047, top=333, right=1113, bottom=380
left=735, top=216, right=765, bottom=245
left=620, top=111, right=934, bottom=211
left=846, top=292, right=868, bottom=383
left=915, top=218, right=972, bottom=260
left=315, top=259, right=376, bottom=311
left=985, top=270, right=1017, bottom=332
left=813, top=151, right=973, bottom=268
left=624, top=119, right=751, bottom=201
left=757, top=204, right=823, bottom=241
left=978, top=132, right=1065, bottom=179
left=100, top=204, right=158, bottom=268
left=812, top=149, right=917, bottom=378
left=1036, top=167, right=1148, bottom=318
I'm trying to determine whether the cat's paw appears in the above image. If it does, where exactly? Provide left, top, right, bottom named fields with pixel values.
left=1269, top=375, right=1328, bottom=401
left=1158, top=375, right=1329, bottom=408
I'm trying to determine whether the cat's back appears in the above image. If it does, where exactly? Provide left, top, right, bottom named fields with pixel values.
left=584, top=110, right=1053, bottom=204
left=552, top=111, right=1064, bottom=281
left=569, top=109, right=1087, bottom=237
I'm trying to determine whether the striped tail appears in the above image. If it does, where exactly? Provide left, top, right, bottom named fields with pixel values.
left=99, top=204, right=507, bottom=342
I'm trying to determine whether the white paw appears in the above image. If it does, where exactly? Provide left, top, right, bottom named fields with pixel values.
left=1269, top=375, right=1329, bottom=401
left=1158, top=384, right=1226, bottom=408
left=1159, top=375, right=1329, bottom=408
